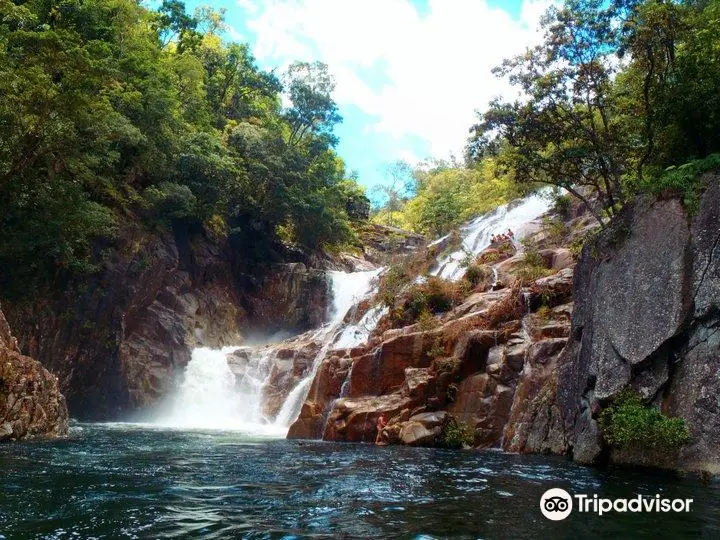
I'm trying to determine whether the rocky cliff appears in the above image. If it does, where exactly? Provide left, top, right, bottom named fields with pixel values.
left=2, top=218, right=422, bottom=421
left=3, top=221, right=330, bottom=420
left=288, top=180, right=720, bottom=473
left=0, top=302, right=68, bottom=441
left=287, top=203, right=582, bottom=449
left=511, top=178, right=720, bottom=472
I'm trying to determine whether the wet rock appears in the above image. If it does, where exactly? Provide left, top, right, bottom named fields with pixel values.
left=323, top=393, right=415, bottom=442
left=0, top=303, right=68, bottom=441
left=249, top=263, right=330, bottom=332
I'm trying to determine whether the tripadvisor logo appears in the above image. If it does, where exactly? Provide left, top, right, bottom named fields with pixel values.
left=540, top=488, right=573, bottom=521
left=540, top=488, right=694, bottom=520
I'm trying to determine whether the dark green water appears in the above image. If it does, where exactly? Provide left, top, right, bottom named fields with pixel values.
left=0, top=424, right=718, bottom=539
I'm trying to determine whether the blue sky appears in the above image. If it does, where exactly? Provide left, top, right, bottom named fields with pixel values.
left=173, top=0, right=550, bottom=190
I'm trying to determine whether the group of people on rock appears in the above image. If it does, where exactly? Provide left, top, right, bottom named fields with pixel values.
left=490, top=229, right=514, bottom=246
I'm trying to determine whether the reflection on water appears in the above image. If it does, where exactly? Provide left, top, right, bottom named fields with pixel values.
left=0, top=423, right=718, bottom=538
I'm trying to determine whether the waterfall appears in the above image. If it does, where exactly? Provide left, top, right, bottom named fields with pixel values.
left=150, top=191, right=552, bottom=436
left=273, top=269, right=381, bottom=428
left=152, top=346, right=285, bottom=436
left=432, top=190, right=552, bottom=281
left=153, top=269, right=380, bottom=435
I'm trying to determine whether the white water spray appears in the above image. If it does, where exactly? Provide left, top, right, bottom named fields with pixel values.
left=153, top=346, right=286, bottom=436
left=433, top=190, right=552, bottom=281
left=151, top=191, right=552, bottom=436
left=154, top=269, right=380, bottom=435
left=273, top=269, right=381, bottom=427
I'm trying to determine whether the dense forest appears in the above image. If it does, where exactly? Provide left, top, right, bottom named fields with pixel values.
left=374, top=0, right=720, bottom=233
left=0, top=0, right=366, bottom=299
left=3, top=0, right=720, bottom=297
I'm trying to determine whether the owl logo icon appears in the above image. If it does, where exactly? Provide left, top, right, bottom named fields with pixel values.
left=540, top=488, right=573, bottom=520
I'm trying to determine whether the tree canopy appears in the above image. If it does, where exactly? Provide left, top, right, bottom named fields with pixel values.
left=467, top=0, right=720, bottom=224
left=0, top=0, right=364, bottom=297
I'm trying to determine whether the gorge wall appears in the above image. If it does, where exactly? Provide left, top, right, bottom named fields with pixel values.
left=3, top=222, right=328, bottom=420
left=288, top=180, right=720, bottom=473
left=512, top=178, right=720, bottom=472
left=2, top=218, right=422, bottom=421
left=0, top=302, right=68, bottom=441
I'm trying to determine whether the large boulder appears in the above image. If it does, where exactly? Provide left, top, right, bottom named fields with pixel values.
left=0, top=303, right=68, bottom=441
left=514, top=179, right=720, bottom=472
left=398, top=412, right=448, bottom=446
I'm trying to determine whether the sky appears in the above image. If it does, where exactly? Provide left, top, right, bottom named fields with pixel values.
left=177, top=0, right=553, bottom=190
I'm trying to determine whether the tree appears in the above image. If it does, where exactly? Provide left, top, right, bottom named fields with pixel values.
left=370, top=160, right=415, bottom=227
left=283, top=61, right=342, bottom=146
left=469, top=0, right=628, bottom=225
left=0, top=0, right=364, bottom=297
left=156, top=0, right=200, bottom=53
left=468, top=0, right=720, bottom=221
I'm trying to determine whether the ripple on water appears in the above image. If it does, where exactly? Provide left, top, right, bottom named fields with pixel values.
left=0, top=424, right=719, bottom=538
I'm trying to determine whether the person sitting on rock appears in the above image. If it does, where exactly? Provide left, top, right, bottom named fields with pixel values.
left=375, top=414, right=388, bottom=445
left=507, top=229, right=514, bottom=238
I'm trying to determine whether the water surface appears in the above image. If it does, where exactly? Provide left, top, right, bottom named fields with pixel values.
left=1, top=424, right=718, bottom=538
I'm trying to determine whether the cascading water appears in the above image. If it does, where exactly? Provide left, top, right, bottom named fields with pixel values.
left=152, top=190, right=552, bottom=436
left=153, top=268, right=381, bottom=435
left=273, top=269, right=381, bottom=427
left=432, top=190, right=553, bottom=281
left=153, top=346, right=283, bottom=435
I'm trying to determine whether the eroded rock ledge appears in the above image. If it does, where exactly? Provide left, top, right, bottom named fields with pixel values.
left=0, top=303, right=68, bottom=441
left=289, top=179, right=720, bottom=474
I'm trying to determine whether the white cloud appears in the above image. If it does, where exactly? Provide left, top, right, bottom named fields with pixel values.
left=226, top=24, right=245, bottom=42
left=238, top=0, right=553, bottom=159
left=397, top=148, right=421, bottom=166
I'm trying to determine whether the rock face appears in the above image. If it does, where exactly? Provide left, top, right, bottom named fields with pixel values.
left=288, top=269, right=575, bottom=449
left=512, top=178, right=720, bottom=472
left=353, top=223, right=426, bottom=266
left=287, top=179, right=720, bottom=473
left=4, top=223, right=331, bottom=420
left=0, top=303, right=68, bottom=441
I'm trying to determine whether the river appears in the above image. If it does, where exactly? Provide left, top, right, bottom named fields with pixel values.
left=1, top=424, right=718, bottom=538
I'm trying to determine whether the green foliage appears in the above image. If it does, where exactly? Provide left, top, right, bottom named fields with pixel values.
left=377, top=265, right=411, bottom=308
left=411, top=277, right=459, bottom=315
left=372, top=159, right=517, bottom=235
left=441, top=415, right=475, bottom=449
left=516, top=244, right=552, bottom=285
left=0, top=0, right=362, bottom=297
left=599, top=389, right=690, bottom=451
left=644, top=154, right=720, bottom=214
left=466, top=0, right=720, bottom=225
left=417, top=309, right=439, bottom=332
left=569, top=236, right=587, bottom=261
left=542, top=216, right=570, bottom=247
left=536, top=305, right=552, bottom=322
left=425, top=339, right=445, bottom=359
left=464, top=263, right=491, bottom=288
left=553, top=194, right=572, bottom=219
left=389, top=276, right=464, bottom=327
left=143, top=182, right=198, bottom=225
